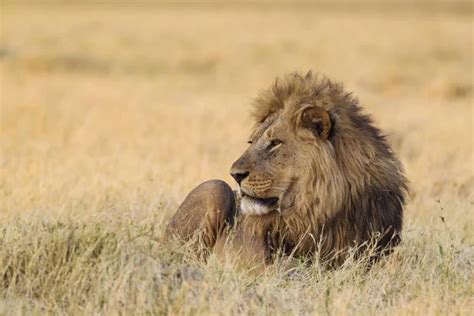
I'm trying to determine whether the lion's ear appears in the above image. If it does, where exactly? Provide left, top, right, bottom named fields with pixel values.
left=301, top=106, right=332, bottom=140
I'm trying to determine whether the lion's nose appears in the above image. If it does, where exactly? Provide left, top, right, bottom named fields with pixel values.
left=230, top=156, right=251, bottom=185
left=231, top=171, right=249, bottom=185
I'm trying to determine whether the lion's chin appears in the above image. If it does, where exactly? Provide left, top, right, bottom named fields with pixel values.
left=240, top=195, right=279, bottom=216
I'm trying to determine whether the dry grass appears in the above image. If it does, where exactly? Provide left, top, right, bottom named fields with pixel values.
left=1, top=2, right=473, bottom=314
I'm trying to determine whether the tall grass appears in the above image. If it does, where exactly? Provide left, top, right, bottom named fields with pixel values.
left=1, top=210, right=471, bottom=314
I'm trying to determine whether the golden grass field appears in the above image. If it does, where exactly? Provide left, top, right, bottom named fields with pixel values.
left=1, top=1, right=473, bottom=314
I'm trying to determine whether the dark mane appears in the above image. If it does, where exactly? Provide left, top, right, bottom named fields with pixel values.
left=248, top=71, right=409, bottom=264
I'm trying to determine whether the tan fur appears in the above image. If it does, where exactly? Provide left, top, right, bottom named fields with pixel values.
left=168, top=71, right=408, bottom=268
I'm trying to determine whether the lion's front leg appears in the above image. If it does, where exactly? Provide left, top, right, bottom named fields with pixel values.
left=166, top=180, right=236, bottom=248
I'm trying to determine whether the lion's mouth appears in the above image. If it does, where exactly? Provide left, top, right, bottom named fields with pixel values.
left=241, top=191, right=279, bottom=207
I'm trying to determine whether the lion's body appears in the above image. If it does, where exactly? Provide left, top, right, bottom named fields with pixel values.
left=167, top=72, right=408, bottom=268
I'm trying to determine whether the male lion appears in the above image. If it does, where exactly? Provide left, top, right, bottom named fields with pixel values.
left=167, top=72, right=408, bottom=267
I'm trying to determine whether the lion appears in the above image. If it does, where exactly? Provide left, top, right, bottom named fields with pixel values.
left=166, top=71, right=408, bottom=267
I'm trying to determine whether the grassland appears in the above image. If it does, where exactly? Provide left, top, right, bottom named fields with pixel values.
left=1, top=2, right=473, bottom=314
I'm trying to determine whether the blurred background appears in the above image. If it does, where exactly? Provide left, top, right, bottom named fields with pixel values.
left=1, top=1, right=472, bottom=225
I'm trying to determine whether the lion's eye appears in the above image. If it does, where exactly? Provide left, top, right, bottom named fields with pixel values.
left=267, top=139, right=283, bottom=151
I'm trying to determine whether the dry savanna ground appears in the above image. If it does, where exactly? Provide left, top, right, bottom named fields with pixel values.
left=0, top=2, right=473, bottom=315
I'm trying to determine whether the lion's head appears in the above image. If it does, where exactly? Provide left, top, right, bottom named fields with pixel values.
left=230, top=72, right=408, bottom=261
